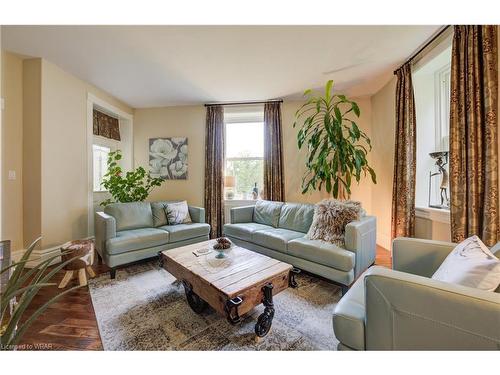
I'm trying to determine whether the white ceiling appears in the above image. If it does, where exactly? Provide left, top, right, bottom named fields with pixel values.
left=2, top=25, right=441, bottom=108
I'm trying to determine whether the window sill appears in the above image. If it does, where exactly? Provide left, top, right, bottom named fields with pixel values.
left=224, top=199, right=258, bottom=205
left=415, top=206, right=450, bottom=224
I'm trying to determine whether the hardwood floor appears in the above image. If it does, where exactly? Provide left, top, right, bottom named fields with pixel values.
left=17, top=245, right=391, bottom=351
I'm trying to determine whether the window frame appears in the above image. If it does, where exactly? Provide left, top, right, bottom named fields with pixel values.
left=223, top=107, right=265, bottom=200
left=92, top=138, right=118, bottom=193
left=434, top=63, right=451, bottom=151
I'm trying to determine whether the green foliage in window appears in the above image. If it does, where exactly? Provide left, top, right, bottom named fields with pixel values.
left=100, top=150, right=164, bottom=206
left=227, top=156, right=263, bottom=195
left=294, top=80, right=376, bottom=199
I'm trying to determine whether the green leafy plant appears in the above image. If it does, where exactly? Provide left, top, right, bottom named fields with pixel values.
left=100, top=150, right=164, bottom=206
left=1, top=239, right=80, bottom=350
left=294, top=80, right=376, bottom=199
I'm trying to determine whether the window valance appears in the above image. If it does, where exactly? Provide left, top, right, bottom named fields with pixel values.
left=93, top=109, right=121, bottom=141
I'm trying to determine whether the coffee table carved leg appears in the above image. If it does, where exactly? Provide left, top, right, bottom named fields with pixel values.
left=289, top=268, right=301, bottom=288
left=182, top=280, right=207, bottom=314
left=255, top=283, right=275, bottom=338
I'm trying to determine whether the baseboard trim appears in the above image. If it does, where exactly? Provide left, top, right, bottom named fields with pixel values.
left=12, top=236, right=95, bottom=268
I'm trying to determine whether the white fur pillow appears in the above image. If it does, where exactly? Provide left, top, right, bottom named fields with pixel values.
left=306, top=199, right=362, bottom=246
left=432, top=235, right=500, bottom=291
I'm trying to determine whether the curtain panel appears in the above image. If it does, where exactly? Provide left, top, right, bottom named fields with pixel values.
left=263, top=102, right=285, bottom=201
left=204, top=105, right=225, bottom=238
left=391, top=63, right=417, bottom=239
left=93, top=109, right=121, bottom=141
left=449, top=25, right=499, bottom=246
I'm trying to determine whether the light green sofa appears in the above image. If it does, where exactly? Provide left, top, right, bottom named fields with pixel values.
left=223, top=200, right=377, bottom=293
left=95, top=201, right=210, bottom=278
left=333, top=237, right=500, bottom=350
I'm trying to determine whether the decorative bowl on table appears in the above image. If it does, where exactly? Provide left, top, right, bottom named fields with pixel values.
left=213, top=237, right=232, bottom=259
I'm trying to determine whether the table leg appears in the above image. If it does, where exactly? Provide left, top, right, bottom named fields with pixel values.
left=182, top=280, right=207, bottom=314
left=289, top=268, right=301, bottom=288
left=255, top=283, right=275, bottom=337
left=58, top=270, right=74, bottom=289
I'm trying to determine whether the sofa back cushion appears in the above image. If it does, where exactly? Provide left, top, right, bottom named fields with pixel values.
left=151, top=201, right=177, bottom=227
left=253, top=200, right=283, bottom=228
left=104, top=202, right=154, bottom=231
left=278, top=203, right=315, bottom=233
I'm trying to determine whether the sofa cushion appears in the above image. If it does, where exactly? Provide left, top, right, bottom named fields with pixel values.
left=253, top=200, right=284, bottom=228
left=332, top=270, right=367, bottom=350
left=106, top=228, right=169, bottom=255
left=252, top=228, right=304, bottom=253
left=104, top=202, right=154, bottom=231
left=278, top=203, right=315, bottom=233
left=151, top=201, right=176, bottom=227
left=288, top=237, right=355, bottom=271
left=224, top=222, right=273, bottom=242
left=159, top=223, right=210, bottom=243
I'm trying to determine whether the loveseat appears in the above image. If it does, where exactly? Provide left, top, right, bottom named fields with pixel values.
left=223, top=200, right=377, bottom=292
left=95, top=201, right=210, bottom=278
left=332, top=237, right=500, bottom=350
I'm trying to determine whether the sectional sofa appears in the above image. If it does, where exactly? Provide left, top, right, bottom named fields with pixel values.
left=223, top=200, right=376, bottom=292
left=94, top=201, right=210, bottom=278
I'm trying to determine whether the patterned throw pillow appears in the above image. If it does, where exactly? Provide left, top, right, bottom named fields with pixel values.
left=432, top=235, right=500, bottom=291
left=165, top=201, right=192, bottom=225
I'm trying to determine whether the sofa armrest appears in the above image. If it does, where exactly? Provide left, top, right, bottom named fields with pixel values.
left=364, top=266, right=500, bottom=350
left=188, top=206, right=205, bottom=223
left=345, top=215, right=377, bottom=278
left=230, top=206, right=255, bottom=224
left=392, top=237, right=456, bottom=277
left=94, top=211, right=116, bottom=255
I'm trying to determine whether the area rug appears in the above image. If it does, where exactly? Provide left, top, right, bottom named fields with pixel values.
left=88, top=261, right=341, bottom=350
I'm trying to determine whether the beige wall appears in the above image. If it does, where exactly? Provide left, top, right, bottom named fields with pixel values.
left=370, top=78, right=397, bottom=250
left=134, top=105, right=206, bottom=207
left=22, top=58, right=42, bottom=249
left=1, top=54, right=133, bottom=251
left=1, top=52, right=24, bottom=250
left=134, top=98, right=374, bottom=214
left=39, top=59, right=133, bottom=249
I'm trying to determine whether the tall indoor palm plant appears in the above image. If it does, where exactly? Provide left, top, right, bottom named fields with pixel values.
left=294, top=80, right=376, bottom=199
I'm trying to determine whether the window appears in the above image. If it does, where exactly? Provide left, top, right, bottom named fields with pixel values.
left=225, top=122, right=264, bottom=200
left=413, top=36, right=452, bottom=210
left=93, top=144, right=110, bottom=192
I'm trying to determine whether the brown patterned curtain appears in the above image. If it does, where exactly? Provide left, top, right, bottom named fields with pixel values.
left=391, top=63, right=417, bottom=239
left=263, top=102, right=285, bottom=201
left=449, top=25, right=499, bottom=246
left=93, top=109, right=121, bottom=141
left=204, top=105, right=225, bottom=238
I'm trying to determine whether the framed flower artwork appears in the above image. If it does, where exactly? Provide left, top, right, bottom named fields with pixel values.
left=149, top=137, right=188, bottom=180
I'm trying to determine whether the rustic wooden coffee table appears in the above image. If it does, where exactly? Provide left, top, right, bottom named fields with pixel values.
left=160, top=240, right=299, bottom=338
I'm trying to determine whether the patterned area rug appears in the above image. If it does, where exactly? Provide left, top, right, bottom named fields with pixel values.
left=88, top=261, right=341, bottom=350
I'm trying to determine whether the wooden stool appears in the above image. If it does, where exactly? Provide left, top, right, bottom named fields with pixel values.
left=58, top=239, right=96, bottom=288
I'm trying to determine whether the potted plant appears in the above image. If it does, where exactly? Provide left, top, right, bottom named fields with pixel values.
left=294, top=80, right=376, bottom=199
left=1, top=239, right=80, bottom=349
left=100, top=150, right=164, bottom=206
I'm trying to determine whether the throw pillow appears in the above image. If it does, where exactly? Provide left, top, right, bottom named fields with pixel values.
left=151, top=201, right=169, bottom=227
left=165, top=201, right=192, bottom=225
left=306, top=199, right=363, bottom=246
left=431, top=235, right=500, bottom=291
